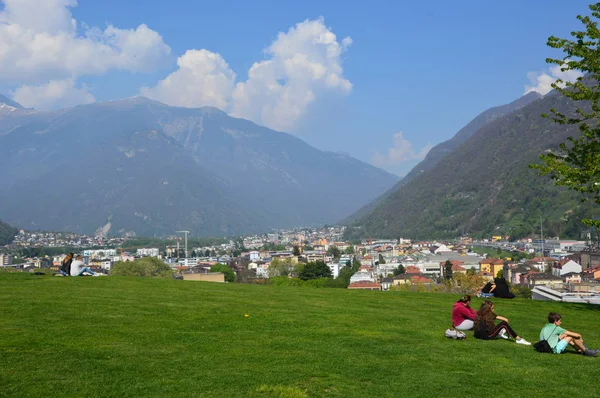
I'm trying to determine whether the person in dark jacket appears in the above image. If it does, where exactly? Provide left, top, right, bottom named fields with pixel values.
left=59, top=253, right=74, bottom=276
left=492, top=277, right=515, bottom=299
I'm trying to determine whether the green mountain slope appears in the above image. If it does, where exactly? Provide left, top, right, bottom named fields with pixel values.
left=343, top=92, right=541, bottom=224
left=345, top=91, right=600, bottom=240
left=0, top=220, right=18, bottom=245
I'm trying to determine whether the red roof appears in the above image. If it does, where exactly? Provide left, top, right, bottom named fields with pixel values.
left=440, top=260, right=465, bottom=267
left=405, top=266, right=421, bottom=274
left=411, top=275, right=433, bottom=284
left=348, top=281, right=381, bottom=289
left=480, top=258, right=504, bottom=265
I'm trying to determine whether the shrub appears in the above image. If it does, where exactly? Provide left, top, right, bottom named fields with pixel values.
left=210, top=263, right=236, bottom=282
left=510, top=284, right=532, bottom=299
left=111, top=257, right=172, bottom=278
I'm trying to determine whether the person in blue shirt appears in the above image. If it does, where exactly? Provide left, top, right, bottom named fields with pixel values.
left=539, top=312, right=599, bottom=356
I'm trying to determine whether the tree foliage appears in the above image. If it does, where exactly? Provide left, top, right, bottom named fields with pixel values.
left=393, top=264, right=405, bottom=276
left=449, top=272, right=487, bottom=295
left=531, top=3, right=600, bottom=228
left=444, top=260, right=453, bottom=280
left=0, top=220, right=18, bottom=246
left=268, top=258, right=296, bottom=278
left=327, top=246, right=341, bottom=259
left=210, top=263, right=236, bottom=282
left=299, top=260, right=332, bottom=281
left=292, top=246, right=301, bottom=256
left=111, top=257, right=172, bottom=278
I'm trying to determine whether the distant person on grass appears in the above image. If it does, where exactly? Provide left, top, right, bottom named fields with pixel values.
left=479, top=278, right=515, bottom=299
left=539, top=312, right=599, bottom=357
left=70, top=255, right=96, bottom=276
left=474, top=300, right=531, bottom=345
left=491, top=278, right=515, bottom=299
left=452, top=295, right=477, bottom=330
left=59, top=253, right=74, bottom=276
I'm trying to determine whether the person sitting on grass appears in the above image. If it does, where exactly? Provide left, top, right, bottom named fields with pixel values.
left=491, top=278, right=515, bottom=299
left=58, top=252, right=74, bottom=276
left=70, top=255, right=96, bottom=276
left=474, top=300, right=531, bottom=345
left=540, top=312, right=599, bottom=357
left=452, top=295, right=477, bottom=330
left=477, top=281, right=495, bottom=298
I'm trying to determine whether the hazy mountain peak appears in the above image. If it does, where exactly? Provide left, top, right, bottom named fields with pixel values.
left=0, top=94, right=24, bottom=110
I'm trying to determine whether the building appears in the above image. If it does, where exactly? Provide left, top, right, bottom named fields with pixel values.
left=83, top=249, right=117, bottom=258
left=553, top=259, right=582, bottom=277
left=348, top=281, right=381, bottom=290
left=183, top=272, right=225, bottom=283
left=528, top=257, right=557, bottom=272
left=327, top=262, right=342, bottom=278
left=350, top=270, right=375, bottom=284
left=479, top=258, right=504, bottom=276
left=0, top=253, right=13, bottom=266
left=137, top=248, right=160, bottom=257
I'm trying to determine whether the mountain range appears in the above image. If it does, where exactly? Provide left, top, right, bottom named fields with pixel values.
left=343, top=91, right=542, bottom=224
left=343, top=90, right=600, bottom=240
left=0, top=96, right=398, bottom=237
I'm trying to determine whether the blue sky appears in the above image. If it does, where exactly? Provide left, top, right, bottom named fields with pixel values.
left=0, top=0, right=592, bottom=175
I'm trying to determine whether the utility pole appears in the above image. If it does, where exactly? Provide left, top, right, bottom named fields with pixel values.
left=540, top=216, right=545, bottom=272
left=176, top=230, right=190, bottom=260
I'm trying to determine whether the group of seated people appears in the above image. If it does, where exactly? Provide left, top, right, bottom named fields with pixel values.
left=58, top=253, right=97, bottom=276
left=478, top=278, right=515, bottom=299
left=451, top=294, right=600, bottom=356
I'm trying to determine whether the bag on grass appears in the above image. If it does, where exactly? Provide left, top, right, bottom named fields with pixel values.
left=445, top=328, right=466, bottom=340
left=533, top=339, right=553, bottom=353
left=534, top=325, right=557, bottom=353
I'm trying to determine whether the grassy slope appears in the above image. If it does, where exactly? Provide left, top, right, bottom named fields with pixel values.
left=1, top=273, right=599, bottom=398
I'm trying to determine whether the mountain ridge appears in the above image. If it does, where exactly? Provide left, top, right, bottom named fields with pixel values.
left=0, top=95, right=398, bottom=237
left=342, top=91, right=542, bottom=224
left=344, top=89, right=600, bottom=240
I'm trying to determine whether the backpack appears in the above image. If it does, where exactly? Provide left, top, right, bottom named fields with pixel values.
left=445, top=328, right=466, bottom=339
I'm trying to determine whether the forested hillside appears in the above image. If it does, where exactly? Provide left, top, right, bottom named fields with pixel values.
left=0, top=220, right=18, bottom=245
left=344, top=90, right=600, bottom=240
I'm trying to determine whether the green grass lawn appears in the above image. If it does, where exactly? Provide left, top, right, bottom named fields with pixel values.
left=1, top=273, right=599, bottom=397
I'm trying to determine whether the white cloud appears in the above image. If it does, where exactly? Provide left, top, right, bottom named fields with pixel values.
left=0, top=0, right=170, bottom=107
left=141, top=49, right=236, bottom=110
left=524, top=64, right=583, bottom=95
left=372, top=132, right=433, bottom=167
left=232, top=17, right=352, bottom=132
left=143, top=17, right=352, bottom=132
left=12, top=79, right=94, bottom=110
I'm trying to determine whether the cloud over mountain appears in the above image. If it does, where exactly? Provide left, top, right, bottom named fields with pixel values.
left=0, top=0, right=170, bottom=108
left=142, top=18, right=353, bottom=132
left=372, top=132, right=432, bottom=175
left=524, top=64, right=583, bottom=95
left=141, top=49, right=236, bottom=111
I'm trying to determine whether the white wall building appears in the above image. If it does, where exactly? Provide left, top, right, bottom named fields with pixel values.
left=84, top=249, right=117, bottom=258
left=350, top=271, right=375, bottom=284
left=0, top=253, right=12, bottom=266
left=137, top=248, right=160, bottom=257
left=328, top=262, right=342, bottom=278
left=553, top=260, right=582, bottom=277
left=249, top=251, right=260, bottom=261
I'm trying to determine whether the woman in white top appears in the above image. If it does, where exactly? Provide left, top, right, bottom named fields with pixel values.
left=70, top=255, right=96, bottom=276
